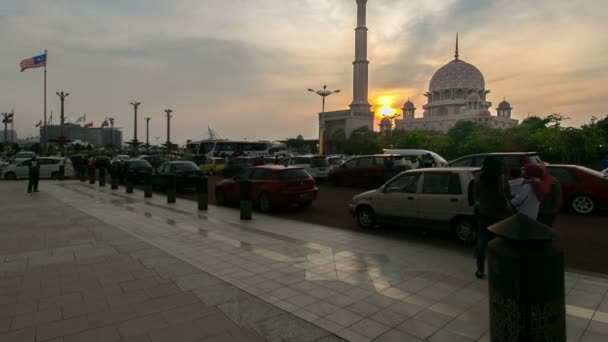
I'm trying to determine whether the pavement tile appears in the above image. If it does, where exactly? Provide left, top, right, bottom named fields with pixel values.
left=427, top=329, right=476, bottom=342
left=397, top=318, right=440, bottom=340
left=36, top=316, right=90, bottom=341
left=160, top=302, right=216, bottom=325
left=286, top=293, right=319, bottom=308
left=325, top=308, right=364, bottom=327
left=369, top=307, right=409, bottom=328
left=375, top=329, right=423, bottom=342
left=0, top=327, right=35, bottom=342
left=415, top=308, right=455, bottom=328
left=349, top=317, right=391, bottom=339
left=117, top=313, right=169, bottom=338
left=11, top=308, right=62, bottom=330
left=148, top=313, right=239, bottom=342
left=249, top=313, right=331, bottom=342
left=63, top=326, right=121, bottom=342
left=87, top=305, right=138, bottom=328
left=306, top=301, right=342, bottom=317
left=335, top=328, right=372, bottom=342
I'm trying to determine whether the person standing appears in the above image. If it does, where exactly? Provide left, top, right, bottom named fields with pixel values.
left=508, top=168, right=540, bottom=219
left=527, top=165, right=562, bottom=226
left=27, top=157, right=40, bottom=193
left=474, top=156, right=512, bottom=279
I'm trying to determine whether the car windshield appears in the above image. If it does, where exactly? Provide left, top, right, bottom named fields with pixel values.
left=16, top=152, right=35, bottom=158
left=279, top=169, right=311, bottom=180
left=311, top=156, right=329, bottom=167
left=129, top=160, right=152, bottom=168
left=578, top=166, right=608, bottom=178
left=175, top=162, right=199, bottom=171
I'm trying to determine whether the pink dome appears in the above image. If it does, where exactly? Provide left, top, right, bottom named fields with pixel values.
left=498, top=100, right=511, bottom=109
left=477, top=109, right=491, bottom=116
left=429, top=59, right=485, bottom=93
left=466, top=93, right=480, bottom=102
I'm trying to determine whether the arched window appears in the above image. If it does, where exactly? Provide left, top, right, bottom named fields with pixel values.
left=455, top=89, right=464, bottom=99
left=444, top=90, right=451, bottom=100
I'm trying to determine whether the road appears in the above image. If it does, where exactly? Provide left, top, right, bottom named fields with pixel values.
left=178, top=176, right=608, bottom=275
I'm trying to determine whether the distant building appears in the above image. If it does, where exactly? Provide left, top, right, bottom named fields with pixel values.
left=41, top=123, right=122, bottom=148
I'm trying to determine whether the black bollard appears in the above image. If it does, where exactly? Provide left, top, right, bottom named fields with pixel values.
left=144, top=173, right=152, bottom=198
left=166, top=174, right=176, bottom=203
left=125, top=176, right=134, bottom=194
left=99, top=168, right=106, bottom=187
left=111, top=175, right=119, bottom=190
left=487, top=214, right=565, bottom=342
left=80, top=166, right=86, bottom=182
left=88, top=168, right=95, bottom=184
left=59, top=165, right=65, bottom=181
left=198, top=176, right=208, bottom=210
left=240, top=180, right=252, bottom=220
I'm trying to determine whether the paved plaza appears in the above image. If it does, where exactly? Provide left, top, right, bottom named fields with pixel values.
left=1, top=181, right=608, bottom=341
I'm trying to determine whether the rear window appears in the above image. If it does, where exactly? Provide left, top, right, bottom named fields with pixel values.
left=175, top=162, right=198, bottom=171
left=279, top=169, right=311, bottom=180
left=527, top=155, right=542, bottom=164
left=311, top=157, right=329, bottom=167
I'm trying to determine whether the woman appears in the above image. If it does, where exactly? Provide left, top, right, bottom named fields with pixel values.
left=474, top=156, right=512, bottom=279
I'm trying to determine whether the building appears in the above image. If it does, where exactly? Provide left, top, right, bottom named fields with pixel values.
left=318, top=0, right=374, bottom=154
left=394, top=36, right=518, bottom=132
left=41, top=123, right=123, bottom=148
left=0, top=129, right=18, bottom=144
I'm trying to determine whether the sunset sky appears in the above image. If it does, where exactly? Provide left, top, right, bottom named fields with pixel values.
left=1, top=0, right=607, bottom=144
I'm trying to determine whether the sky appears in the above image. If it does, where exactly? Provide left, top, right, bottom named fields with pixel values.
left=1, top=0, right=607, bottom=144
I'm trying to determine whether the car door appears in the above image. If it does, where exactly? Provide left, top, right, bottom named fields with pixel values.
left=249, top=168, right=272, bottom=203
left=373, top=172, right=422, bottom=223
left=16, top=160, right=30, bottom=179
left=338, top=158, right=358, bottom=185
left=353, top=157, right=374, bottom=186
left=416, top=171, right=467, bottom=222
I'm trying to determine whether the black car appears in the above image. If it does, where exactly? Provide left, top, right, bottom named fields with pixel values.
left=153, top=161, right=202, bottom=192
left=222, top=157, right=260, bottom=178
left=124, top=159, right=154, bottom=184
left=93, top=155, right=112, bottom=170
left=139, top=155, right=167, bottom=169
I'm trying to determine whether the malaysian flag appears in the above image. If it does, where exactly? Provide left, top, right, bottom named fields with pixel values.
left=20, top=53, right=47, bottom=72
left=35, top=120, right=42, bottom=127
left=2, top=113, right=13, bottom=124
left=84, top=122, right=93, bottom=128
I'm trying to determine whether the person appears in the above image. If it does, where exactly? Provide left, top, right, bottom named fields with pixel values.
left=527, top=164, right=562, bottom=226
left=27, top=157, right=40, bottom=193
left=474, top=156, right=512, bottom=279
left=508, top=168, right=540, bottom=219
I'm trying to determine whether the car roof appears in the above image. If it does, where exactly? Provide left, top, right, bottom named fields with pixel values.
left=252, top=165, right=303, bottom=170
left=456, top=152, right=538, bottom=158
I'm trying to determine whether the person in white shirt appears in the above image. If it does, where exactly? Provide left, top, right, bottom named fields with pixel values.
left=508, top=168, right=540, bottom=219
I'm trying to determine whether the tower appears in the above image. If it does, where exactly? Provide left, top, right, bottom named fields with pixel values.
left=350, top=0, right=371, bottom=113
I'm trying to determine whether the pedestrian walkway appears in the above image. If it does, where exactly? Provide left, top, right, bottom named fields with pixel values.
left=2, top=181, right=608, bottom=341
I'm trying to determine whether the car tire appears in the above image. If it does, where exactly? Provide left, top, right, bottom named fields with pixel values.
left=571, top=194, right=595, bottom=215
left=356, top=206, right=376, bottom=229
left=4, top=172, right=16, bottom=180
left=216, top=189, right=226, bottom=205
left=259, top=192, right=272, bottom=213
left=453, top=217, right=477, bottom=244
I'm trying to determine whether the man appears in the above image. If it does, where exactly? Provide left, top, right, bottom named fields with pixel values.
left=27, top=157, right=40, bottom=193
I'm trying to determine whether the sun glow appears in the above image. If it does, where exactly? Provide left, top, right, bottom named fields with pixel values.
left=374, top=95, right=399, bottom=118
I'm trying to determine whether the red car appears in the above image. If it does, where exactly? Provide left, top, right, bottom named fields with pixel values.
left=546, top=165, right=608, bottom=215
left=215, top=165, right=318, bottom=212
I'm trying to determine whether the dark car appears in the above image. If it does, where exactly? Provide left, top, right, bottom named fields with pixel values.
left=139, top=155, right=167, bottom=169
left=124, top=159, right=154, bottom=184
left=215, top=165, right=318, bottom=212
left=447, top=152, right=542, bottom=171
left=153, top=161, right=202, bottom=192
left=328, top=154, right=403, bottom=188
left=222, top=157, right=262, bottom=178
left=546, top=164, right=608, bottom=215
left=93, top=156, right=112, bottom=170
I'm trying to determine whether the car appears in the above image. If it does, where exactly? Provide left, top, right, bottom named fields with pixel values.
left=546, top=164, right=608, bottom=215
left=93, top=156, right=112, bottom=170
left=328, top=154, right=404, bottom=188
left=447, top=152, right=542, bottom=171
left=215, top=165, right=318, bottom=213
left=277, top=155, right=330, bottom=181
left=153, top=161, right=203, bottom=192
left=138, top=155, right=167, bottom=169
left=200, top=157, right=226, bottom=175
left=123, top=159, right=154, bottom=184
left=327, top=156, right=345, bottom=171
left=221, top=157, right=261, bottom=178
left=602, top=168, right=608, bottom=176
left=349, top=167, right=478, bottom=244
left=1, top=157, right=74, bottom=180
left=14, top=151, right=36, bottom=164
left=382, top=149, right=448, bottom=167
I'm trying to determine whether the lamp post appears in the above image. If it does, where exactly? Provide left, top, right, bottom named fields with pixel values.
left=308, top=85, right=340, bottom=113
left=144, top=117, right=151, bottom=151
left=56, top=91, right=69, bottom=154
left=130, top=101, right=141, bottom=154
left=164, top=109, right=173, bottom=151
left=383, top=112, right=401, bottom=136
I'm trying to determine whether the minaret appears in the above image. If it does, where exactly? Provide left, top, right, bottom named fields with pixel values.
left=350, top=0, right=371, bottom=113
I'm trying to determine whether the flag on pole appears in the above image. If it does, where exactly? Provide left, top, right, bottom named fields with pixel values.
left=2, top=113, right=13, bottom=124
left=100, top=119, right=108, bottom=128
left=75, top=115, right=86, bottom=123
left=84, top=122, right=93, bottom=128
left=35, top=120, right=42, bottom=127
left=47, top=112, right=53, bottom=124
left=20, top=53, right=47, bottom=72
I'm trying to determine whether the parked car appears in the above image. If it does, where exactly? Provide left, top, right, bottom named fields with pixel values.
left=546, top=164, right=608, bottom=215
left=277, top=155, right=330, bottom=181
left=222, top=157, right=261, bottom=178
left=215, top=165, right=318, bottom=212
left=123, top=159, right=154, bottom=184
left=93, top=155, right=112, bottom=170
left=1, top=157, right=74, bottom=180
left=153, top=161, right=202, bottom=192
left=115, top=154, right=130, bottom=162
left=14, top=151, right=36, bottom=164
left=349, top=167, right=478, bottom=244
left=200, top=157, right=226, bottom=175
left=382, top=149, right=448, bottom=167
left=328, top=154, right=404, bottom=188
left=327, top=156, right=345, bottom=171
left=447, top=152, right=542, bottom=172
left=138, top=155, right=167, bottom=169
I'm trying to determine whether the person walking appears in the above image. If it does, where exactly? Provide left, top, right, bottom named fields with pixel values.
left=27, top=156, right=40, bottom=193
left=508, top=168, right=540, bottom=219
left=474, top=156, right=512, bottom=279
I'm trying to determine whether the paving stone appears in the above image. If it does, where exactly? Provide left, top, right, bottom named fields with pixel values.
left=117, top=313, right=169, bottom=338
left=0, top=327, right=35, bottom=342
left=11, top=308, right=62, bottom=330
left=36, top=316, right=90, bottom=341
left=63, top=326, right=121, bottom=342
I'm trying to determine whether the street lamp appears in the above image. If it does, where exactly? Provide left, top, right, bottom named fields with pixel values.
left=56, top=91, right=69, bottom=154
left=382, top=112, right=401, bottom=136
left=308, top=85, right=340, bottom=113
left=130, top=101, right=141, bottom=154
left=144, top=117, right=151, bottom=151
left=164, top=109, right=173, bottom=151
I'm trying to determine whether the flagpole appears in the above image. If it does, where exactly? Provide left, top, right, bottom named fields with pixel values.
left=43, top=49, right=47, bottom=147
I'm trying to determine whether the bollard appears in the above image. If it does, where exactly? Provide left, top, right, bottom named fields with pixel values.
left=59, top=165, right=65, bottom=181
left=487, top=213, right=565, bottom=342
left=144, top=173, right=152, bottom=198
left=99, top=168, right=106, bottom=187
left=125, top=176, right=134, bottom=194
left=111, top=175, right=119, bottom=190
left=198, top=176, right=208, bottom=210
left=166, top=174, right=176, bottom=203
left=88, top=168, right=95, bottom=184
left=240, top=180, right=252, bottom=220
left=80, top=166, right=86, bottom=182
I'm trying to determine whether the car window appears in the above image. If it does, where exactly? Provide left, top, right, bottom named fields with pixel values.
left=175, top=162, right=198, bottom=171
left=548, top=168, right=576, bottom=182
left=292, top=157, right=311, bottom=165
left=250, top=168, right=272, bottom=180
left=384, top=173, right=421, bottom=193
left=450, top=158, right=472, bottom=167
left=279, top=169, right=311, bottom=180
left=328, top=158, right=343, bottom=166
left=471, top=157, right=485, bottom=167
left=239, top=168, right=252, bottom=180
left=344, top=159, right=358, bottom=168
left=374, top=157, right=386, bottom=166
left=357, top=158, right=373, bottom=167
left=527, top=155, right=542, bottom=164
left=422, top=172, right=461, bottom=195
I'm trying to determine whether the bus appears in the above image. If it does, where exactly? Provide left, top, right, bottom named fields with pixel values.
left=185, top=140, right=270, bottom=161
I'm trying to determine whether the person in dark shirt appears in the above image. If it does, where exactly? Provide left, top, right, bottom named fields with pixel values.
left=27, top=157, right=40, bottom=193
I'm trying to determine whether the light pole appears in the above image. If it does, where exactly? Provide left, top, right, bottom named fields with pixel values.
left=164, top=109, right=173, bottom=151
left=1, top=112, right=12, bottom=145
left=383, top=112, right=401, bottom=136
left=308, top=85, right=340, bottom=113
left=56, top=91, right=69, bottom=154
left=108, top=117, right=115, bottom=152
left=130, top=101, right=141, bottom=154
left=144, top=117, right=151, bottom=151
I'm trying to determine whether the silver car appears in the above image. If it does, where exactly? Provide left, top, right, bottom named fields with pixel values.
left=349, top=167, right=478, bottom=243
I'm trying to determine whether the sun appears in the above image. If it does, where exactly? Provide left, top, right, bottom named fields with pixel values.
left=374, top=95, right=399, bottom=118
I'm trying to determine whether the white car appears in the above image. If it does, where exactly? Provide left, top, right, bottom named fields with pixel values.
left=278, top=155, right=330, bottom=180
left=603, top=168, right=608, bottom=176
left=1, top=157, right=74, bottom=180
left=14, top=151, right=36, bottom=164
left=382, top=149, right=448, bottom=167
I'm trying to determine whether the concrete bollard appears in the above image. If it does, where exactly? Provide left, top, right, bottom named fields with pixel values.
left=240, top=180, right=252, bottom=220
left=166, top=174, right=176, bottom=203
left=198, top=176, right=208, bottom=210
left=125, top=176, right=134, bottom=194
left=488, top=214, right=565, bottom=342
left=79, top=166, right=86, bottom=182
left=99, top=168, right=106, bottom=187
left=144, top=173, right=152, bottom=198
left=88, top=168, right=95, bottom=184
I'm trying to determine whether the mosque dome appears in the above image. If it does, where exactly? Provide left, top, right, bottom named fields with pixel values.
left=429, top=59, right=485, bottom=93
left=466, top=93, right=480, bottom=102
left=498, top=99, right=511, bottom=109
left=403, top=100, right=415, bottom=109
left=477, top=109, right=491, bottom=116
left=380, top=117, right=391, bottom=125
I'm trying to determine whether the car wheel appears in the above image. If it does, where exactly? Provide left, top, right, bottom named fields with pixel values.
left=572, top=195, right=595, bottom=215
left=259, top=193, right=272, bottom=213
left=453, top=217, right=477, bottom=244
left=5, top=172, right=16, bottom=180
left=356, top=206, right=376, bottom=229
left=216, top=189, right=226, bottom=205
